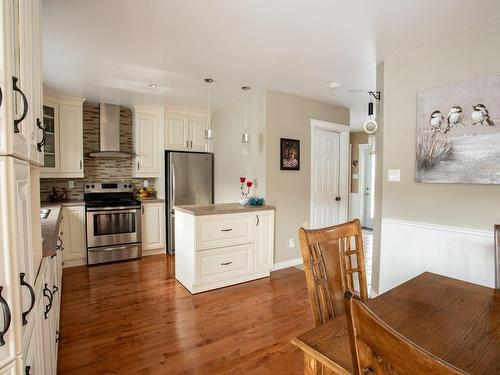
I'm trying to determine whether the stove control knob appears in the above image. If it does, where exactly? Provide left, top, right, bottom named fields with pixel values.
left=124, top=184, right=127, bottom=188
left=85, top=184, right=90, bottom=189
left=128, top=184, right=133, bottom=188
left=91, top=184, right=95, bottom=188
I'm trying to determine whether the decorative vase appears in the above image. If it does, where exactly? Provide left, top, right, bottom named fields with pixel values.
left=239, top=198, right=249, bottom=206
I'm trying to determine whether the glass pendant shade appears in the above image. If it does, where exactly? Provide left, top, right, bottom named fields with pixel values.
left=204, top=78, right=214, bottom=141
left=241, top=86, right=251, bottom=156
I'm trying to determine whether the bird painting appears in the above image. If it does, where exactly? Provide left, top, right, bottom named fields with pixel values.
left=471, top=104, right=495, bottom=126
left=429, top=110, right=444, bottom=132
left=444, top=106, right=464, bottom=134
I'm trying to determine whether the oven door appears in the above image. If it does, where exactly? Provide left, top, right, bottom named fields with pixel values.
left=86, top=206, right=141, bottom=248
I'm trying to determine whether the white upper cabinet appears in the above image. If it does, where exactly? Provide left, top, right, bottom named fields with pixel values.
left=165, top=113, right=189, bottom=150
left=165, top=112, right=208, bottom=152
left=189, top=116, right=208, bottom=152
left=133, top=106, right=163, bottom=178
left=40, top=96, right=84, bottom=178
left=58, top=102, right=83, bottom=175
left=0, top=0, right=44, bottom=164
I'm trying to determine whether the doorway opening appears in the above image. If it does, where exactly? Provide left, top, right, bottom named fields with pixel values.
left=358, top=144, right=375, bottom=230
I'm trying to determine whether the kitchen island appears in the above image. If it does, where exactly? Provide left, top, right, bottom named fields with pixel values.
left=174, top=203, right=275, bottom=293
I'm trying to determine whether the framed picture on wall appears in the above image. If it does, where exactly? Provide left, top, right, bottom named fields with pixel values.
left=280, top=138, right=300, bottom=170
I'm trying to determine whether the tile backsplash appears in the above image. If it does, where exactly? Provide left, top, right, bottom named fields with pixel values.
left=40, top=102, right=157, bottom=201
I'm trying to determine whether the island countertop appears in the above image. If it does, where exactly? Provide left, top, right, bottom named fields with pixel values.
left=174, top=203, right=275, bottom=216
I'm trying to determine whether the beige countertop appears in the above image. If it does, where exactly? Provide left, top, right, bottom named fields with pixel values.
left=174, top=203, right=275, bottom=216
left=40, top=201, right=85, bottom=257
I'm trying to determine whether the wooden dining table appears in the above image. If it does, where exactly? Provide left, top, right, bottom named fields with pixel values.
left=291, top=272, right=500, bottom=375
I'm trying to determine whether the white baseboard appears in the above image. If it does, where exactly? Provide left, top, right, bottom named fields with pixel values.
left=63, top=258, right=86, bottom=268
left=272, top=257, right=303, bottom=271
left=379, top=218, right=495, bottom=293
left=143, top=247, right=166, bottom=256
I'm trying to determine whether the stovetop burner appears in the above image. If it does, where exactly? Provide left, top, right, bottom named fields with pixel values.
left=84, top=181, right=140, bottom=209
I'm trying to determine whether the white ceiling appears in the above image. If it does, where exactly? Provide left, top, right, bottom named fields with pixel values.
left=42, top=0, right=500, bottom=131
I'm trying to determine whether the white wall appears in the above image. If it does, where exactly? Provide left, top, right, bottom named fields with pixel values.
left=375, top=20, right=500, bottom=292
left=212, top=89, right=266, bottom=203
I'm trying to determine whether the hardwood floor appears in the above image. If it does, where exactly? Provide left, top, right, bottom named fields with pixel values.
left=57, top=254, right=314, bottom=374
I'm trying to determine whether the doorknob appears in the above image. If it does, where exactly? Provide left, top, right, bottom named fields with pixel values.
left=335, top=196, right=341, bottom=201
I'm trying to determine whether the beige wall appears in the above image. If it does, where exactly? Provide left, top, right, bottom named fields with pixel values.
left=213, top=90, right=266, bottom=203
left=380, top=19, right=500, bottom=231
left=349, top=132, right=369, bottom=193
left=265, top=90, right=349, bottom=263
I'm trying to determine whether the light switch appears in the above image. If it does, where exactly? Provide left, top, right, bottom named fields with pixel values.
left=388, top=169, right=401, bottom=182
left=143, top=180, right=149, bottom=187
left=352, top=173, right=359, bottom=180
left=68, top=180, right=74, bottom=189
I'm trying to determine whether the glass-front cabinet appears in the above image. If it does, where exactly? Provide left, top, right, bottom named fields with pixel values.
left=42, top=101, right=58, bottom=171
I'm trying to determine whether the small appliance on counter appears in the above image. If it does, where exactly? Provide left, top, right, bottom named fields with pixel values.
left=84, top=181, right=142, bottom=265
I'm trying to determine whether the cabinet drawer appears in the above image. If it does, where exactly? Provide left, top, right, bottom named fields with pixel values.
left=196, top=213, right=254, bottom=250
left=196, top=244, right=254, bottom=284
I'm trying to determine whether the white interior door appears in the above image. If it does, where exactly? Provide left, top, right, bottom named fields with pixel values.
left=312, top=128, right=341, bottom=229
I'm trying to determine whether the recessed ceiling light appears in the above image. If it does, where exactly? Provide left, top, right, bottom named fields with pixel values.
left=328, top=82, right=342, bottom=89
left=148, top=83, right=158, bottom=88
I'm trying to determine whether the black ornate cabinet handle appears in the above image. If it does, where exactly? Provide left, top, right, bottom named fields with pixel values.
left=20, top=273, right=35, bottom=326
left=36, top=118, right=46, bottom=152
left=0, top=286, right=12, bottom=346
left=43, top=283, right=53, bottom=319
left=53, top=285, right=59, bottom=294
left=12, top=77, right=28, bottom=133
left=25, top=366, right=31, bottom=375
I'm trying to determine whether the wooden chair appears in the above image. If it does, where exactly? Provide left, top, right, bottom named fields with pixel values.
left=495, top=225, right=500, bottom=289
left=343, top=291, right=467, bottom=375
left=298, top=219, right=368, bottom=326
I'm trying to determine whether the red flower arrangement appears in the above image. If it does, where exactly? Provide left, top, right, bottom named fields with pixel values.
left=240, top=177, right=253, bottom=198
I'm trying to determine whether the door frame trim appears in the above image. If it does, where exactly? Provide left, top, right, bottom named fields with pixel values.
left=358, top=143, right=371, bottom=227
left=309, top=119, right=350, bottom=229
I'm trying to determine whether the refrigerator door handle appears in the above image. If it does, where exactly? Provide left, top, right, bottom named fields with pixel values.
left=170, top=163, right=176, bottom=208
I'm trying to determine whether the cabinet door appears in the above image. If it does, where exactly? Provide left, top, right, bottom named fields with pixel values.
left=40, top=102, right=59, bottom=173
left=0, top=156, right=28, bottom=366
left=165, top=113, right=189, bottom=151
left=58, top=104, right=83, bottom=176
left=0, top=359, right=17, bottom=375
left=189, top=116, right=207, bottom=152
left=254, top=211, right=274, bottom=272
left=0, top=0, right=31, bottom=160
left=134, top=112, right=160, bottom=177
left=28, top=0, right=43, bottom=166
left=141, top=203, right=165, bottom=250
left=61, top=206, right=86, bottom=261
left=10, top=158, right=34, bottom=341
left=40, top=261, right=55, bottom=375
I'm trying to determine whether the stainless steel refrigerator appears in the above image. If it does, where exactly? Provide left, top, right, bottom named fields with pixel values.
left=166, top=151, right=213, bottom=254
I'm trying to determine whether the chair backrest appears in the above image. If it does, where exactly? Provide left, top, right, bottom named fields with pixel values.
left=298, top=219, right=368, bottom=325
left=495, top=225, right=500, bottom=289
left=343, top=291, right=467, bottom=375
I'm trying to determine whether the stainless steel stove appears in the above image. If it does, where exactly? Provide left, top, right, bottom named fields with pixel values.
left=84, top=182, right=142, bottom=265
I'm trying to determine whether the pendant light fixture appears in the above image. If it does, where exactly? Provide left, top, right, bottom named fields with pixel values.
left=241, top=86, right=251, bottom=156
left=204, top=79, right=214, bottom=151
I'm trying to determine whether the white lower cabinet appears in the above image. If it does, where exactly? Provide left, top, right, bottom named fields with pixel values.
left=141, top=202, right=165, bottom=251
left=175, top=209, right=275, bottom=294
left=61, top=205, right=86, bottom=266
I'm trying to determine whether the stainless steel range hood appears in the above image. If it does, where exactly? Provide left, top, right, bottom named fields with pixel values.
left=89, top=103, right=135, bottom=158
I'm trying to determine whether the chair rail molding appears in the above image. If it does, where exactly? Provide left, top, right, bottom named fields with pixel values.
left=378, top=218, right=495, bottom=293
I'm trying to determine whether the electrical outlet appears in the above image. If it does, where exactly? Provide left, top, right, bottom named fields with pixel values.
left=289, top=239, right=296, bottom=248
left=143, top=180, right=149, bottom=187
left=68, top=180, right=74, bottom=189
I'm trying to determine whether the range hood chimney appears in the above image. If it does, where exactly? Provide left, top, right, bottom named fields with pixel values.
left=89, top=103, right=135, bottom=158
